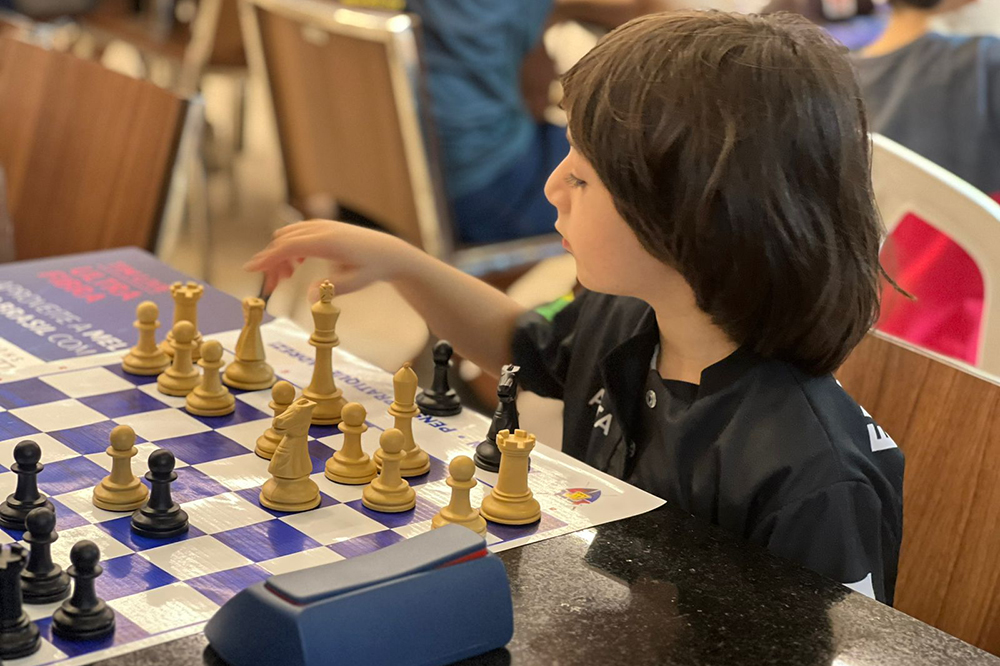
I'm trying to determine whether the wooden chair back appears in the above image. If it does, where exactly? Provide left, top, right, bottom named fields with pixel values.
left=838, top=331, right=1000, bottom=655
left=0, top=37, right=191, bottom=259
left=241, top=0, right=453, bottom=257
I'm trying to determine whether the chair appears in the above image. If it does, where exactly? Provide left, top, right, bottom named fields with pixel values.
left=240, top=0, right=562, bottom=276
left=870, top=132, right=1000, bottom=374
left=0, top=37, right=201, bottom=259
left=837, top=330, right=1000, bottom=656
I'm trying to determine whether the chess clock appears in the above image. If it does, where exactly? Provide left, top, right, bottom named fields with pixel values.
left=205, top=524, right=514, bottom=666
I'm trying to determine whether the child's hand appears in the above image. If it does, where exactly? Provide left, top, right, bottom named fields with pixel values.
left=243, top=220, right=411, bottom=296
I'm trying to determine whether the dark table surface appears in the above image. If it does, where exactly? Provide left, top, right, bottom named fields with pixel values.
left=92, top=501, right=997, bottom=666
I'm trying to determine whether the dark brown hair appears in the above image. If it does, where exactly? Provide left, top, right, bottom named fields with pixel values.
left=562, top=10, right=886, bottom=376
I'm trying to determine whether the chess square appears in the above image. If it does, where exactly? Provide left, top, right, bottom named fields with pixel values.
left=411, top=455, right=449, bottom=486
left=96, top=516, right=206, bottom=552
left=86, top=442, right=189, bottom=475
left=79, top=389, right=170, bottom=419
left=114, top=409, right=210, bottom=442
left=485, top=511, right=567, bottom=543
left=214, top=519, right=321, bottom=562
left=137, top=382, right=187, bottom=408
left=235, top=388, right=281, bottom=414
left=193, top=453, right=270, bottom=492
left=167, top=467, right=230, bottom=503
left=108, top=582, right=219, bottom=635
left=257, top=547, right=343, bottom=576
left=0, top=412, right=39, bottom=441
left=38, top=457, right=112, bottom=496
left=52, top=524, right=133, bottom=563
left=213, top=418, right=273, bottom=451
left=104, top=363, right=159, bottom=386
left=51, top=487, right=138, bottom=525
left=47, top=497, right=90, bottom=530
left=307, top=439, right=335, bottom=475
left=37, top=613, right=148, bottom=658
left=279, top=503, right=385, bottom=545
left=310, top=472, right=365, bottom=503
left=155, top=431, right=249, bottom=466
left=232, top=486, right=338, bottom=518
left=182, top=492, right=274, bottom=534
left=328, top=530, right=404, bottom=559
left=345, top=495, right=440, bottom=529
left=187, top=400, right=269, bottom=429
left=0, top=433, right=81, bottom=467
left=40, top=367, right=135, bottom=399
left=11, top=399, right=106, bottom=432
left=97, top=553, right=178, bottom=601
left=391, top=520, right=433, bottom=539
left=50, top=420, right=148, bottom=456
left=0, top=377, right=68, bottom=409
left=308, top=423, right=340, bottom=439
left=140, top=535, right=252, bottom=580
left=24, top=599, right=63, bottom=622
left=187, top=564, right=271, bottom=606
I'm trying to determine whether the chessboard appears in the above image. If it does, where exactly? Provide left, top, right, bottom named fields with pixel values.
left=0, top=319, right=662, bottom=666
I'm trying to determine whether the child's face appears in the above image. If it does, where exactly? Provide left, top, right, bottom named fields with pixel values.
left=544, top=138, right=671, bottom=298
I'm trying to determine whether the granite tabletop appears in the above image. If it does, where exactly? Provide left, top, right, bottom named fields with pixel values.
left=89, top=501, right=997, bottom=666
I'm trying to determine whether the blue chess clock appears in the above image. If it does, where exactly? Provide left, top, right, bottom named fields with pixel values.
left=205, top=524, right=514, bottom=666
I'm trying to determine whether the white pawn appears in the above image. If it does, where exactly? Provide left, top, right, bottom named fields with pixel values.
left=362, top=429, right=415, bottom=513
left=93, top=425, right=148, bottom=511
left=122, top=301, right=170, bottom=376
left=432, top=456, right=487, bottom=537
left=186, top=341, right=235, bottom=416
left=325, top=402, right=377, bottom=484
left=157, top=321, right=200, bottom=396
left=255, top=381, right=296, bottom=460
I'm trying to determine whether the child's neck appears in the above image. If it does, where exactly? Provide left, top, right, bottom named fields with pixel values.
left=651, top=305, right=739, bottom=386
left=861, top=8, right=932, bottom=56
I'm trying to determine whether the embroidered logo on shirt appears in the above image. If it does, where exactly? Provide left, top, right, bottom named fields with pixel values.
left=560, top=488, right=602, bottom=506
left=534, top=292, right=575, bottom=322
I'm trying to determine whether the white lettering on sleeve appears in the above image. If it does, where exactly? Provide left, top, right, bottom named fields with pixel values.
left=843, top=572, right=875, bottom=599
left=867, top=423, right=898, bottom=452
left=588, top=389, right=605, bottom=406
left=594, top=414, right=613, bottom=436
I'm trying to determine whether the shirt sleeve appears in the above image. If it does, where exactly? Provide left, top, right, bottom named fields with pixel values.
left=509, top=290, right=587, bottom=400
left=750, top=480, right=892, bottom=605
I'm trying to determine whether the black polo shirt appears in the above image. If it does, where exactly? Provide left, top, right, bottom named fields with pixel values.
left=512, top=290, right=904, bottom=605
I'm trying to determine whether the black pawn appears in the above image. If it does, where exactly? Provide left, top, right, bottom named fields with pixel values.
left=0, top=440, right=54, bottom=530
left=52, top=540, right=115, bottom=640
left=474, top=364, right=521, bottom=473
left=21, top=507, right=69, bottom=604
left=0, top=544, right=40, bottom=659
left=130, top=449, right=188, bottom=538
left=416, top=340, right=462, bottom=417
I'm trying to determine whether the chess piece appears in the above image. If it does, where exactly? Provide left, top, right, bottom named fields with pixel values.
left=475, top=365, right=521, bottom=473
left=130, top=450, right=189, bottom=538
left=52, top=540, right=115, bottom=641
left=255, top=381, right=296, bottom=460
left=21, top=507, right=70, bottom=604
left=260, top=398, right=321, bottom=512
left=431, top=456, right=487, bottom=537
left=479, top=429, right=540, bottom=525
left=121, top=301, right=170, bottom=376
left=374, top=363, right=430, bottom=477
left=362, top=429, right=415, bottom=513
left=301, top=281, right=347, bottom=425
left=325, top=402, right=377, bottom=485
left=160, top=281, right=204, bottom=360
left=93, top=425, right=149, bottom=512
left=0, top=544, right=40, bottom=658
left=416, top=340, right=462, bottom=417
left=0, top=440, right=54, bottom=530
left=186, top=340, right=236, bottom=416
left=223, top=297, right=275, bottom=390
left=157, top=320, right=200, bottom=396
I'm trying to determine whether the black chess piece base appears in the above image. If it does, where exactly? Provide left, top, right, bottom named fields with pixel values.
left=22, top=567, right=70, bottom=604
left=0, top=496, right=53, bottom=531
left=52, top=601, right=115, bottom=641
left=474, top=440, right=501, bottom=473
left=0, top=611, right=40, bottom=659
left=130, top=506, right=189, bottom=539
left=415, top=391, right=462, bottom=417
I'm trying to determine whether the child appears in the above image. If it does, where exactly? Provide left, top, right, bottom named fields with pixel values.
left=246, top=11, right=905, bottom=605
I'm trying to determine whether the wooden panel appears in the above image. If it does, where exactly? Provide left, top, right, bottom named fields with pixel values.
left=0, top=38, right=187, bottom=259
left=256, top=8, right=423, bottom=247
left=207, top=0, right=246, bottom=67
left=838, top=333, right=1000, bottom=655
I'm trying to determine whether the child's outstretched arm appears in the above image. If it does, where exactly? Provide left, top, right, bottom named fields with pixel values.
left=244, top=220, right=527, bottom=375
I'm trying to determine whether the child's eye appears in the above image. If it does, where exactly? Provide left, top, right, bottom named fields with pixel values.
left=564, top=173, right=586, bottom=188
